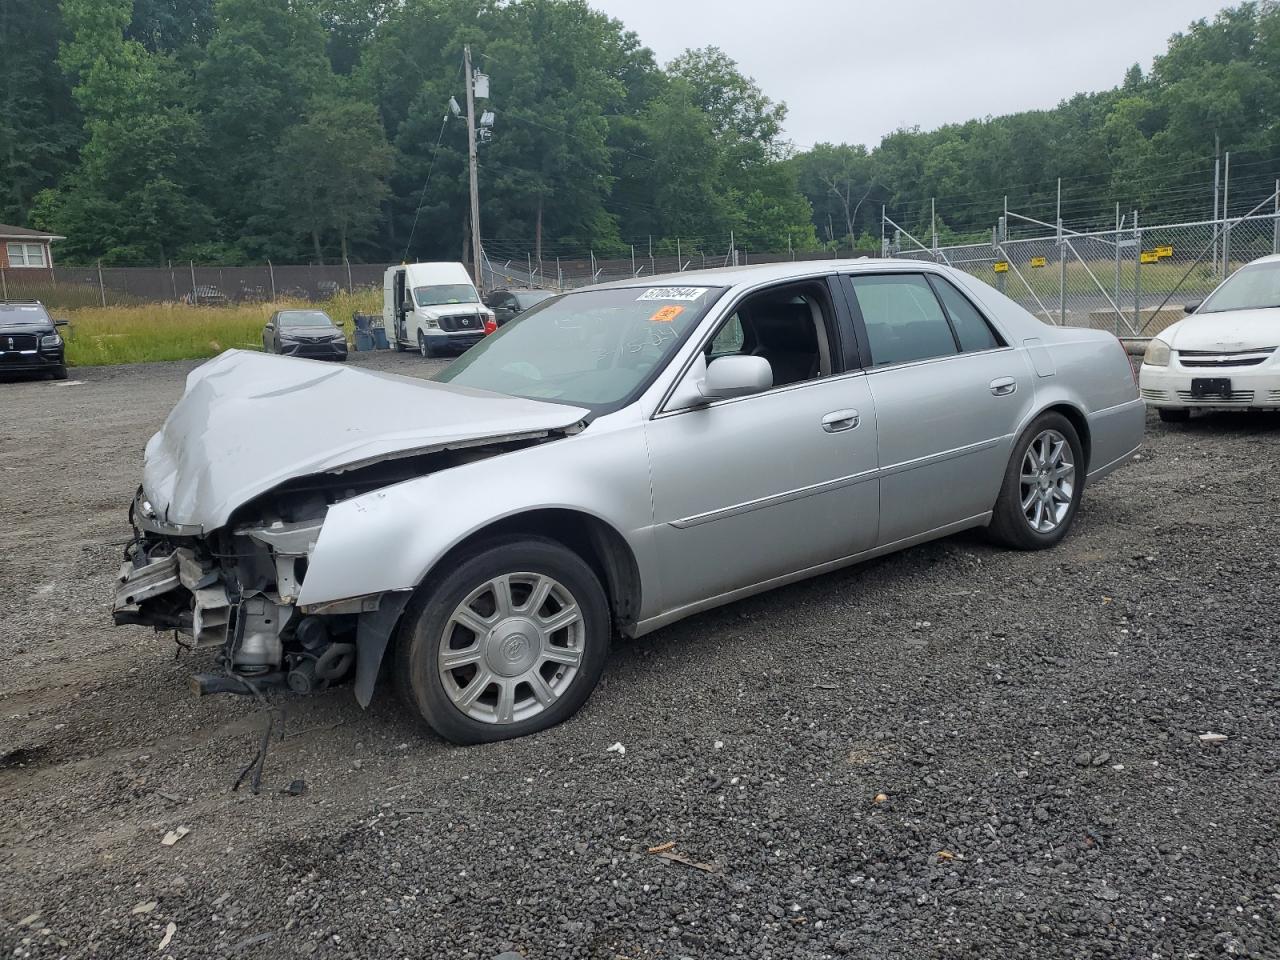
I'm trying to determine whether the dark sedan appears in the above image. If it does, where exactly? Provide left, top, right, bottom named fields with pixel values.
left=0, top=300, right=68, bottom=380
left=263, top=309, right=348, bottom=360
left=485, top=288, right=556, bottom=326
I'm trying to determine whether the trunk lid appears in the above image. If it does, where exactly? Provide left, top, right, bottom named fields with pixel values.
left=143, top=350, right=587, bottom=531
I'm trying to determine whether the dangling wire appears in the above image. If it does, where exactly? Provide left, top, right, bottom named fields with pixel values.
left=402, top=114, right=452, bottom=262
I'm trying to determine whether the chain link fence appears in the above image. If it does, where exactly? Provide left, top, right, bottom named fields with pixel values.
left=888, top=200, right=1280, bottom=338
left=0, top=261, right=389, bottom=310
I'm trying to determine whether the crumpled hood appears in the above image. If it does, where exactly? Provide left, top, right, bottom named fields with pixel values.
left=1166, top=308, right=1280, bottom=351
left=143, top=350, right=588, bottom=531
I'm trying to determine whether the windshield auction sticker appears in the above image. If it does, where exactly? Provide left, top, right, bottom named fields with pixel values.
left=636, top=287, right=709, bottom=301
left=648, top=305, right=684, bottom=323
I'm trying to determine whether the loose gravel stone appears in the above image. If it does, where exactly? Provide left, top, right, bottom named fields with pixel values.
left=1, top=357, right=1278, bottom=959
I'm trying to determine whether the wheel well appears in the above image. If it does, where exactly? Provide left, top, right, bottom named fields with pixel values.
left=434, top=509, right=642, bottom=631
left=1044, top=403, right=1091, bottom=471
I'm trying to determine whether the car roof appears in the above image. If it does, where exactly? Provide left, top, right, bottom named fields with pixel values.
left=587, top=257, right=946, bottom=292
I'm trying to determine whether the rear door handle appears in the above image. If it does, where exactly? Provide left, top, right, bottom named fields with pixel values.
left=990, top=377, right=1018, bottom=397
left=821, top=409, right=860, bottom=432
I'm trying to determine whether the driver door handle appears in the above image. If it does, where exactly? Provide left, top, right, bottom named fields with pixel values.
left=822, top=409, right=860, bottom=432
left=990, top=377, right=1018, bottom=397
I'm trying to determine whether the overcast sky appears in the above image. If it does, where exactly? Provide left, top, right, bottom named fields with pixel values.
left=589, top=0, right=1229, bottom=149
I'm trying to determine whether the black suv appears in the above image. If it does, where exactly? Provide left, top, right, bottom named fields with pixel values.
left=0, top=300, right=68, bottom=380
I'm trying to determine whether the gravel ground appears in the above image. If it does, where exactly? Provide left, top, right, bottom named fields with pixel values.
left=1, top=352, right=1278, bottom=960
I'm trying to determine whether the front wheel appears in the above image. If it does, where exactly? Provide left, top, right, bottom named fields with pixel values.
left=987, top=412, right=1085, bottom=550
left=395, top=536, right=611, bottom=744
left=418, top=332, right=435, bottom=358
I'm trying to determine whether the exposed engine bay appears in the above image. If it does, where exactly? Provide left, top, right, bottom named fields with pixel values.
left=112, top=439, right=549, bottom=704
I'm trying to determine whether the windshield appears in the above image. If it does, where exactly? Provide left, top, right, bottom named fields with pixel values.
left=415, top=284, right=479, bottom=307
left=1199, top=261, right=1280, bottom=313
left=0, top=304, right=51, bottom=326
left=437, top=284, right=725, bottom=409
left=278, top=310, right=334, bottom=328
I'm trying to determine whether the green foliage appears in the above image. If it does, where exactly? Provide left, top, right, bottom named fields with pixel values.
left=0, top=0, right=82, bottom=225
left=12, top=0, right=1280, bottom=265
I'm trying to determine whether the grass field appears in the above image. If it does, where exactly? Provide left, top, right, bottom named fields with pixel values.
left=61, top=291, right=380, bottom=366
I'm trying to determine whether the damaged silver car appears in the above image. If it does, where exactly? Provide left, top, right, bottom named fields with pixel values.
left=115, top=261, right=1144, bottom=743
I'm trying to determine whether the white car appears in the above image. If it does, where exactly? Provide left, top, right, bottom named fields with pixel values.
left=1140, top=254, right=1280, bottom=420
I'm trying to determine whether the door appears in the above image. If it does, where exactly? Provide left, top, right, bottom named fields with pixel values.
left=393, top=269, right=409, bottom=342
left=841, top=271, right=1034, bottom=545
left=645, top=279, right=880, bottom=614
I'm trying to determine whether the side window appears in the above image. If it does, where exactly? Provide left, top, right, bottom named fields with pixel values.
left=708, top=314, right=745, bottom=357
left=930, top=277, right=1002, bottom=352
left=702, top=285, right=834, bottom=388
left=849, top=274, right=958, bottom=367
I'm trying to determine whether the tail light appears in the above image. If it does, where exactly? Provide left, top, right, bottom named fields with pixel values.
left=1114, top=335, right=1137, bottom=383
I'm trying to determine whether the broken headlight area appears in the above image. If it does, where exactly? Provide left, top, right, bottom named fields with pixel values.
left=114, top=491, right=371, bottom=699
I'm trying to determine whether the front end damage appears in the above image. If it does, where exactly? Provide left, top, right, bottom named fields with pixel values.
left=110, top=349, right=592, bottom=706
left=113, top=486, right=408, bottom=705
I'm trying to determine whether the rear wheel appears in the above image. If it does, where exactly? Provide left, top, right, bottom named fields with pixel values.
left=987, top=412, right=1084, bottom=550
left=395, top=536, right=610, bottom=744
left=1158, top=407, right=1190, bottom=423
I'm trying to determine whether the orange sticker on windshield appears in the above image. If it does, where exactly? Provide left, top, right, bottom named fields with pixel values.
left=650, top=305, right=684, bottom=323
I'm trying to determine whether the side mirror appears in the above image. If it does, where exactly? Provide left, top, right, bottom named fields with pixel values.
left=264, top=323, right=274, bottom=331
left=54, top=318, right=69, bottom=327
left=700, top=355, right=773, bottom=400
left=1184, top=301, right=1201, bottom=314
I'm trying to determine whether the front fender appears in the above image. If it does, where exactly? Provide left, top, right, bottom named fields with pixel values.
left=295, top=412, right=661, bottom=613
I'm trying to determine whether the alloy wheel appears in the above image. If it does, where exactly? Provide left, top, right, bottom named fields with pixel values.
left=1019, top=428, right=1075, bottom=533
left=438, top=572, right=585, bottom=724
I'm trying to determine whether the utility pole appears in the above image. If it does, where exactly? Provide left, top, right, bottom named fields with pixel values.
left=463, top=45, right=483, bottom=291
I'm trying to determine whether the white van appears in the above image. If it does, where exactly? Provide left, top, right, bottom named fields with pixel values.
left=383, top=262, right=496, bottom=357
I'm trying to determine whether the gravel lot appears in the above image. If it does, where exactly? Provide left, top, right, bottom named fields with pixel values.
left=1, top=352, right=1278, bottom=960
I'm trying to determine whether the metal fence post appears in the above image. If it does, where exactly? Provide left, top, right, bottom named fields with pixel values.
left=1273, top=181, right=1278, bottom=256
left=1221, top=152, right=1231, bottom=276
left=268, top=260, right=276, bottom=301
left=97, top=259, right=106, bottom=307
left=677, top=238, right=682, bottom=271
left=1133, top=213, right=1141, bottom=332
left=1114, top=204, right=1122, bottom=337
left=630, top=244, right=636, bottom=277
left=168, top=259, right=177, bottom=301
left=190, top=261, right=198, bottom=305
left=1, top=268, right=6, bottom=300
left=345, top=258, right=353, bottom=293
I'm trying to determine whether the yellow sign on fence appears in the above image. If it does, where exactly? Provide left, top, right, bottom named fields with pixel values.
left=993, top=261, right=1009, bottom=273
left=1029, top=256, right=1047, bottom=268
left=1155, top=245, right=1174, bottom=258
left=1140, top=251, right=1160, bottom=264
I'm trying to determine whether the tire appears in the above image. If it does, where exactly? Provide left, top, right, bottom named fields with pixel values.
left=394, top=536, right=610, bottom=744
left=1158, top=408, right=1190, bottom=423
left=51, top=365, right=68, bottom=381
left=418, top=331, right=435, bottom=358
left=987, top=411, right=1085, bottom=550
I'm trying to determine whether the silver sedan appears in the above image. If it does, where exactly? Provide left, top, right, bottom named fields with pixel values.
left=114, top=260, right=1144, bottom=743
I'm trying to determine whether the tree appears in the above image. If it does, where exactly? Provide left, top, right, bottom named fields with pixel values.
left=667, top=46, right=787, bottom=166
left=0, top=0, right=82, bottom=225
left=270, top=95, right=394, bottom=262
left=35, top=0, right=212, bottom=262
left=194, top=0, right=333, bottom=256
